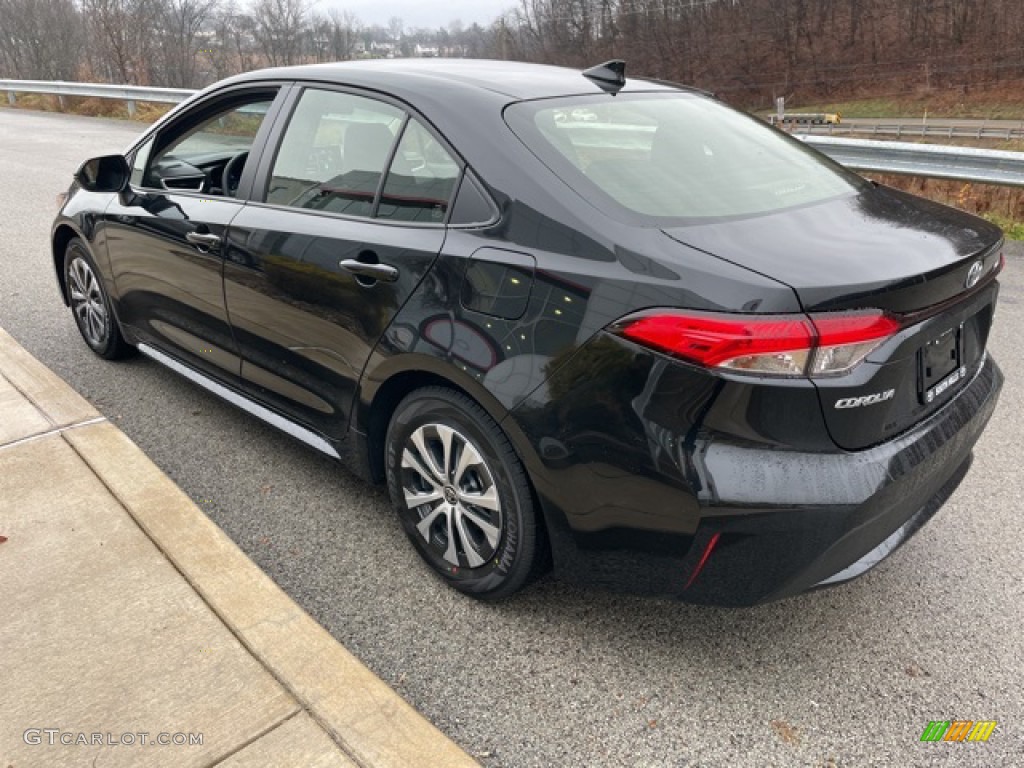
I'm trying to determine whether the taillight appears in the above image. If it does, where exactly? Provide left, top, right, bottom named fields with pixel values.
left=618, top=313, right=814, bottom=375
left=808, top=313, right=901, bottom=376
left=615, top=310, right=901, bottom=378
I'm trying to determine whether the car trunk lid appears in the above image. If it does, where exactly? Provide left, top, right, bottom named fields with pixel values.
left=662, top=186, right=1003, bottom=450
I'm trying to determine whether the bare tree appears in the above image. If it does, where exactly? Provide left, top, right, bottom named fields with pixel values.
left=251, top=0, right=310, bottom=66
left=0, top=0, right=81, bottom=79
left=7, top=0, right=1022, bottom=114
left=388, top=16, right=405, bottom=43
left=208, top=1, right=258, bottom=79
left=155, top=0, right=220, bottom=87
left=81, top=0, right=157, bottom=83
left=327, top=8, right=362, bottom=61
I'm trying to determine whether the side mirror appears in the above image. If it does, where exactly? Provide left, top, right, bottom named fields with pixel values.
left=75, top=154, right=130, bottom=193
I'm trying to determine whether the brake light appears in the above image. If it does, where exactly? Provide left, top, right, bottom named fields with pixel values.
left=618, top=313, right=814, bottom=375
left=616, top=310, right=900, bottom=378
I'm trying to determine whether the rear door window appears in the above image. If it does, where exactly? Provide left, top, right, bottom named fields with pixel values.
left=267, top=89, right=404, bottom=218
left=377, top=119, right=461, bottom=224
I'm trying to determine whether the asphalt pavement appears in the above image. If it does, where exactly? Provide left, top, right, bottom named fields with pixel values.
left=1, top=107, right=1022, bottom=767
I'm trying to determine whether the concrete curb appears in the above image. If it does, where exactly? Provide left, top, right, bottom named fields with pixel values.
left=0, top=328, right=478, bottom=768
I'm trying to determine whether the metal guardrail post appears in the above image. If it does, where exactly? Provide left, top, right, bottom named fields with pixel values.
left=6, top=91, right=14, bottom=106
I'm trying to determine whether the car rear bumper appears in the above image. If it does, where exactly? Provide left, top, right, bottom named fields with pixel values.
left=531, top=352, right=1002, bottom=605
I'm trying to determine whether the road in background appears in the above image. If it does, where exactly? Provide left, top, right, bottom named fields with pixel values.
left=2, top=108, right=1022, bottom=767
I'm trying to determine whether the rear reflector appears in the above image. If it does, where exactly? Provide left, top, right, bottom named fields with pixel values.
left=684, top=532, right=721, bottom=590
left=616, top=309, right=901, bottom=378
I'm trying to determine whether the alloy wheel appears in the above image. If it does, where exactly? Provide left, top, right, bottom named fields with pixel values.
left=67, top=256, right=109, bottom=348
left=400, top=423, right=504, bottom=569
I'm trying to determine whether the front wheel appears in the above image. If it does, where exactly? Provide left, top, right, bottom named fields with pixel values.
left=385, top=387, right=540, bottom=600
left=64, top=238, right=133, bottom=359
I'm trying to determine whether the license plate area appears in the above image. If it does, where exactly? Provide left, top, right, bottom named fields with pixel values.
left=918, top=325, right=965, bottom=405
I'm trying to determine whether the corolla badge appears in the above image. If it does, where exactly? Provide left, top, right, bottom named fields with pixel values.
left=835, top=389, right=896, bottom=409
left=965, top=260, right=984, bottom=289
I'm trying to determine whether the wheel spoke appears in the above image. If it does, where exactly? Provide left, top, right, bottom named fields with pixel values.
left=459, top=484, right=500, bottom=512
left=435, top=424, right=456, bottom=481
left=401, top=448, right=441, bottom=490
left=442, top=504, right=459, bottom=565
left=69, top=260, right=86, bottom=292
left=454, top=509, right=486, bottom=567
left=452, top=438, right=483, bottom=487
left=410, top=428, right=446, bottom=485
left=86, top=307, right=97, bottom=340
left=415, top=502, right=448, bottom=542
left=458, top=504, right=501, bottom=550
left=88, top=307, right=104, bottom=342
left=403, top=486, right=443, bottom=509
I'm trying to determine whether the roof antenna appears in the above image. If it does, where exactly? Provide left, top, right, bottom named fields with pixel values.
left=583, top=60, right=626, bottom=95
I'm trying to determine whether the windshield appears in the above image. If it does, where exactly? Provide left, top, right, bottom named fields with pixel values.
left=505, top=93, right=862, bottom=224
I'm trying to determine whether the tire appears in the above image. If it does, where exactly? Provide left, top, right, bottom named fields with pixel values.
left=386, top=386, right=540, bottom=600
left=64, top=238, right=133, bottom=360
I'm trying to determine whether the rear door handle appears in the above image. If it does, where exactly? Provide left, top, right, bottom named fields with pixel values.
left=186, top=231, right=222, bottom=250
left=339, top=259, right=399, bottom=283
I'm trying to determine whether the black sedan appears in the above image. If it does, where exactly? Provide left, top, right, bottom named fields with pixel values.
left=52, top=59, right=1004, bottom=604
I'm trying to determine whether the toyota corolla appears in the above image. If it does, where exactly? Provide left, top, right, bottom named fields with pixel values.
left=52, top=59, right=1004, bottom=604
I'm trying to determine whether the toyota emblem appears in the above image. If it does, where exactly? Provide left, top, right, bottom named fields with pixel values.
left=965, top=260, right=984, bottom=289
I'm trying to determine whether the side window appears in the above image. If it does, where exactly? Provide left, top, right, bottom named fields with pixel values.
left=142, top=95, right=275, bottom=196
left=267, top=89, right=404, bottom=218
left=377, top=119, right=460, bottom=224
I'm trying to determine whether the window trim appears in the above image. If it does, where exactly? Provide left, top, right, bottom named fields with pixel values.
left=250, top=82, right=475, bottom=230
left=369, top=114, right=410, bottom=220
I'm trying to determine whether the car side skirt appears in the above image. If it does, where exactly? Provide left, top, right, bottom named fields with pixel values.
left=137, top=343, right=341, bottom=459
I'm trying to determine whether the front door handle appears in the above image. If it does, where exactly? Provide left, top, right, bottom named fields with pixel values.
left=186, top=231, right=222, bottom=251
left=339, top=259, right=399, bottom=283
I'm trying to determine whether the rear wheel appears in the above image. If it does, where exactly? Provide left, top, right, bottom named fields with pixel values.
left=65, top=238, right=133, bottom=359
left=385, top=387, right=539, bottom=599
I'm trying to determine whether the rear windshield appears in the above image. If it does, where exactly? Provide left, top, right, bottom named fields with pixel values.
left=505, top=93, right=861, bottom=224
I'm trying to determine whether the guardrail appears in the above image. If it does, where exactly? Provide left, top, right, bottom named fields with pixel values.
left=791, top=122, right=1024, bottom=140
left=3, top=78, right=1024, bottom=187
left=0, top=79, right=192, bottom=117
left=798, top=136, right=1024, bottom=187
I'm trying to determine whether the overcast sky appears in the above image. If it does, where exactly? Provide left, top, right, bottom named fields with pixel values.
left=322, top=0, right=514, bottom=29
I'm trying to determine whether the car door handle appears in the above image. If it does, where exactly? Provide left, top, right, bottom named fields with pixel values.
left=339, top=259, right=399, bottom=283
left=186, top=231, right=222, bottom=250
